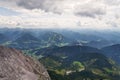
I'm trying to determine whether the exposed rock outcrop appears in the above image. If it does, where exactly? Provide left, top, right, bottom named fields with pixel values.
left=0, top=46, right=51, bottom=80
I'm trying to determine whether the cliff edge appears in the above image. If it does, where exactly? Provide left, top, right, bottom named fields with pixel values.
left=0, top=46, right=51, bottom=80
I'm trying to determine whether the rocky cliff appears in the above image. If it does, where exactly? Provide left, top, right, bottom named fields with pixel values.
left=0, top=46, right=51, bottom=80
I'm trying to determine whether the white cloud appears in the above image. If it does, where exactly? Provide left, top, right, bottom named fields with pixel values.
left=0, top=0, right=120, bottom=30
left=74, top=2, right=106, bottom=18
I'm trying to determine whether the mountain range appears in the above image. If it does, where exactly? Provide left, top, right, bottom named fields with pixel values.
left=0, top=28, right=119, bottom=48
left=0, top=28, right=120, bottom=80
left=29, top=45, right=120, bottom=80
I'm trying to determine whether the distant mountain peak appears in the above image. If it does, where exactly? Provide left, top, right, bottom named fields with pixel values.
left=15, top=32, right=39, bottom=42
left=111, top=44, right=120, bottom=47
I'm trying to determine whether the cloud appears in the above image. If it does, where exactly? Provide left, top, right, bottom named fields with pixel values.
left=0, top=0, right=120, bottom=30
left=0, top=0, right=68, bottom=14
left=17, top=0, right=65, bottom=14
left=75, top=7, right=106, bottom=18
left=104, top=0, right=120, bottom=6
left=74, top=1, right=106, bottom=18
left=0, top=0, right=108, bottom=16
left=15, top=0, right=107, bottom=18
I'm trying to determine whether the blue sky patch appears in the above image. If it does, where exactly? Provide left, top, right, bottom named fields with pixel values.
left=0, top=7, right=20, bottom=16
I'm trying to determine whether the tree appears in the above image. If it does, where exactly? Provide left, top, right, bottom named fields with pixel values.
left=72, top=61, right=84, bottom=71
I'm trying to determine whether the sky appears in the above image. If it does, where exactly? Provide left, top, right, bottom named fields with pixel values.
left=0, top=0, right=120, bottom=30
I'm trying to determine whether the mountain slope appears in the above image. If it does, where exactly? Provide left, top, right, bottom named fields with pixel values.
left=32, top=45, right=101, bottom=56
left=0, top=46, right=51, bottom=80
left=9, top=33, right=41, bottom=49
left=29, top=45, right=120, bottom=80
left=41, top=32, right=68, bottom=47
left=101, top=44, right=120, bottom=64
left=0, top=33, right=8, bottom=43
left=15, top=32, right=40, bottom=43
left=83, top=40, right=113, bottom=48
left=60, top=31, right=105, bottom=42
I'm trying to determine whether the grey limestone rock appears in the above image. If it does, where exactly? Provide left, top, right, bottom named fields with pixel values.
left=0, top=46, right=51, bottom=80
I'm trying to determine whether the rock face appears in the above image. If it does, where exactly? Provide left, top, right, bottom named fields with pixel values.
left=0, top=46, right=51, bottom=80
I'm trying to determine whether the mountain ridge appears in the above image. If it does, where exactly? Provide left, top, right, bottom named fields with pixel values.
left=101, top=44, right=120, bottom=64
